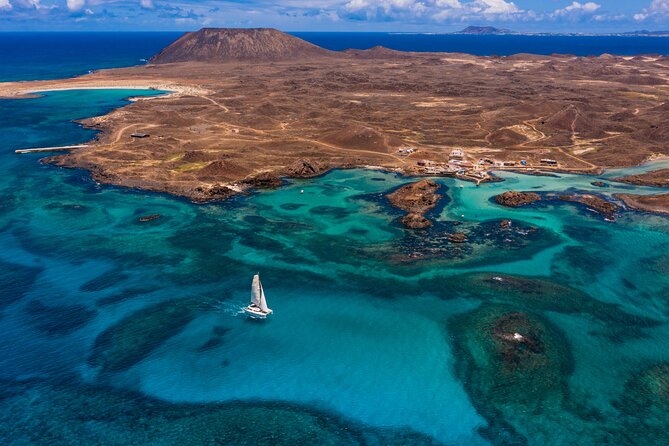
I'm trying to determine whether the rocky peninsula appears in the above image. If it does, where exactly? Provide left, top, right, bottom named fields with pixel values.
left=616, top=193, right=669, bottom=215
left=614, top=169, right=669, bottom=188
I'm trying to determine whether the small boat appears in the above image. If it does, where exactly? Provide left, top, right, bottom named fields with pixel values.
left=244, top=273, right=273, bottom=318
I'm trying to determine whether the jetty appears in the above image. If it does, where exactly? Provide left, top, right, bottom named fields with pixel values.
left=15, top=144, right=89, bottom=154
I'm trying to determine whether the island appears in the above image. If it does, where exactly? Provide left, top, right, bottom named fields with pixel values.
left=3, top=28, right=669, bottom=205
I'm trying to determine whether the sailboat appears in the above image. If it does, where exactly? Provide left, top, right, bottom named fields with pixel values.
left=244, top=273, right=273, bottom=318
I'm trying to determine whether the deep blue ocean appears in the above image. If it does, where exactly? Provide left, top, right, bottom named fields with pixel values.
left=2, top=32, right=669, bottom=445
left=296, top=32, right=669, bottom=56
left=3, top=32, right=669, bottom=82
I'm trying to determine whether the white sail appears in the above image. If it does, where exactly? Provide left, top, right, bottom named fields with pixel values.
left=258, top=283, right=269, bottom=312
left=251, top=274, right=262, bottom=306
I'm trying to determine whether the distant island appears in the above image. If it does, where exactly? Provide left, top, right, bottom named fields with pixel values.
left=454, top=26, right=669, bottom=37
left=456, top=26, right=515, bottom=35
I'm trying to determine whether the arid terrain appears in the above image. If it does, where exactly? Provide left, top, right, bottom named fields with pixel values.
left=3, top=28, right=669, bottom=203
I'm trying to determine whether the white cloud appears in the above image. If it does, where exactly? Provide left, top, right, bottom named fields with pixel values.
left=0, top=0, right=11, bottom=10
left=140, top=0, right=153, bottom=8
left=477, top=0, right=519, bottom=15
left=66, top=0, right=86, bottom=11
left=344, top=0, right=522, bottom=21
left=635, top=0, right=669, bottom=21
left=552, top=2, right=600, bottom=18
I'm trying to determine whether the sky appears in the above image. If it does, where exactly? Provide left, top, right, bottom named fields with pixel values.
left=0, top=0, right=668, bottom=32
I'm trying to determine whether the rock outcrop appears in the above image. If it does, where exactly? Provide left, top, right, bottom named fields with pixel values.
left=387, top=179, right=441, bottom=229
left=284, top=159, right=326, bottom=178
left=495, top=191, right=541, bottom=207
left=558, top=194, right=618, bottom=220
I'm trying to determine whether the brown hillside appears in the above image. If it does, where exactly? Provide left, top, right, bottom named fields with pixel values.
left=151, top=28, right=333, bottom=63
left=321, top=125, right=403, bottom=153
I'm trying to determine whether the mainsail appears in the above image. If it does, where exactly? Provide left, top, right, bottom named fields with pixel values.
left=251, top=274, right=262, bottom=307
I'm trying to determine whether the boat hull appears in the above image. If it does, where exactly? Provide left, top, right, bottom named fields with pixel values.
left=244, top=305, right=273, bottom=318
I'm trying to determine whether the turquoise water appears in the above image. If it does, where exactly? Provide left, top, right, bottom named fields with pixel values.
left=2, top=90, right=669, bottom=445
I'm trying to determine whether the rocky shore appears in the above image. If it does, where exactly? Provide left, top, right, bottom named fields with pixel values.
left=386, top=179, right=441, bottom=229
left=616, top=193, right=669, bottom=215
left=613, top=169, right=669, bottom=188
left=495, top=190, right=618, bottom=219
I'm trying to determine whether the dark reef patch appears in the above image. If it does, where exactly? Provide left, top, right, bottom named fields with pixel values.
left=0, top=380, right=441, bottom=445
left=88, top=299, right=198, bottom=372
left=96, top=286, right=157, bottom=307
left=449, top=304, right=573, bottom=445
left=382, top=218, right=560, bottom=268
left=279, top=202, right=306, bottom=211
left=195, top=326, right=230, bottom=353
left=44, top=202, right=90, bottom=213
left=25, top=300, right=97, bottom=336
left=309, top=205, right=351, bottom=219
left=447, top=272, right=659, bottom=338
left=80, top=268, right=129, bottom=292
left=0, top=260, right=41, bottom=310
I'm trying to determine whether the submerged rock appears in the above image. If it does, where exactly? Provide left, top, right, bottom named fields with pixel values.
left=591, top=181, right=608, bottom=187
left=499, top=219, right=513, bottom=229
left=495, top=191, right=541, bottom=207
left=445, top=232, right=468, bottom=243
left=401, top=212, right=432, bottom=229
left=88, top=299, right=198, bottom=372
left=138, top=214, right=161, bottom=223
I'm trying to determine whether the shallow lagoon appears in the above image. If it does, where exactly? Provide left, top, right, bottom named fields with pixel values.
left=1, top=90, right=669, bottom=445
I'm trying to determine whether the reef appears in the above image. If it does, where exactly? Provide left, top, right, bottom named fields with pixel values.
left=88, top=299, right=199, bottom=372
left=0, top=380, right=440, bottom=446
left=383, top=218, right=560, bottom=268
left=449, top=304, right=572, bottom=444
left=447, top=272, right=658, bottom=339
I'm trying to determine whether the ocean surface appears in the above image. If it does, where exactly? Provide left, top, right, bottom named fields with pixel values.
left=3, top=32, right=669, bottom=83
left=295, top=32, right=669, bottom=56
left=1, top=35, right=669, bottom=446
